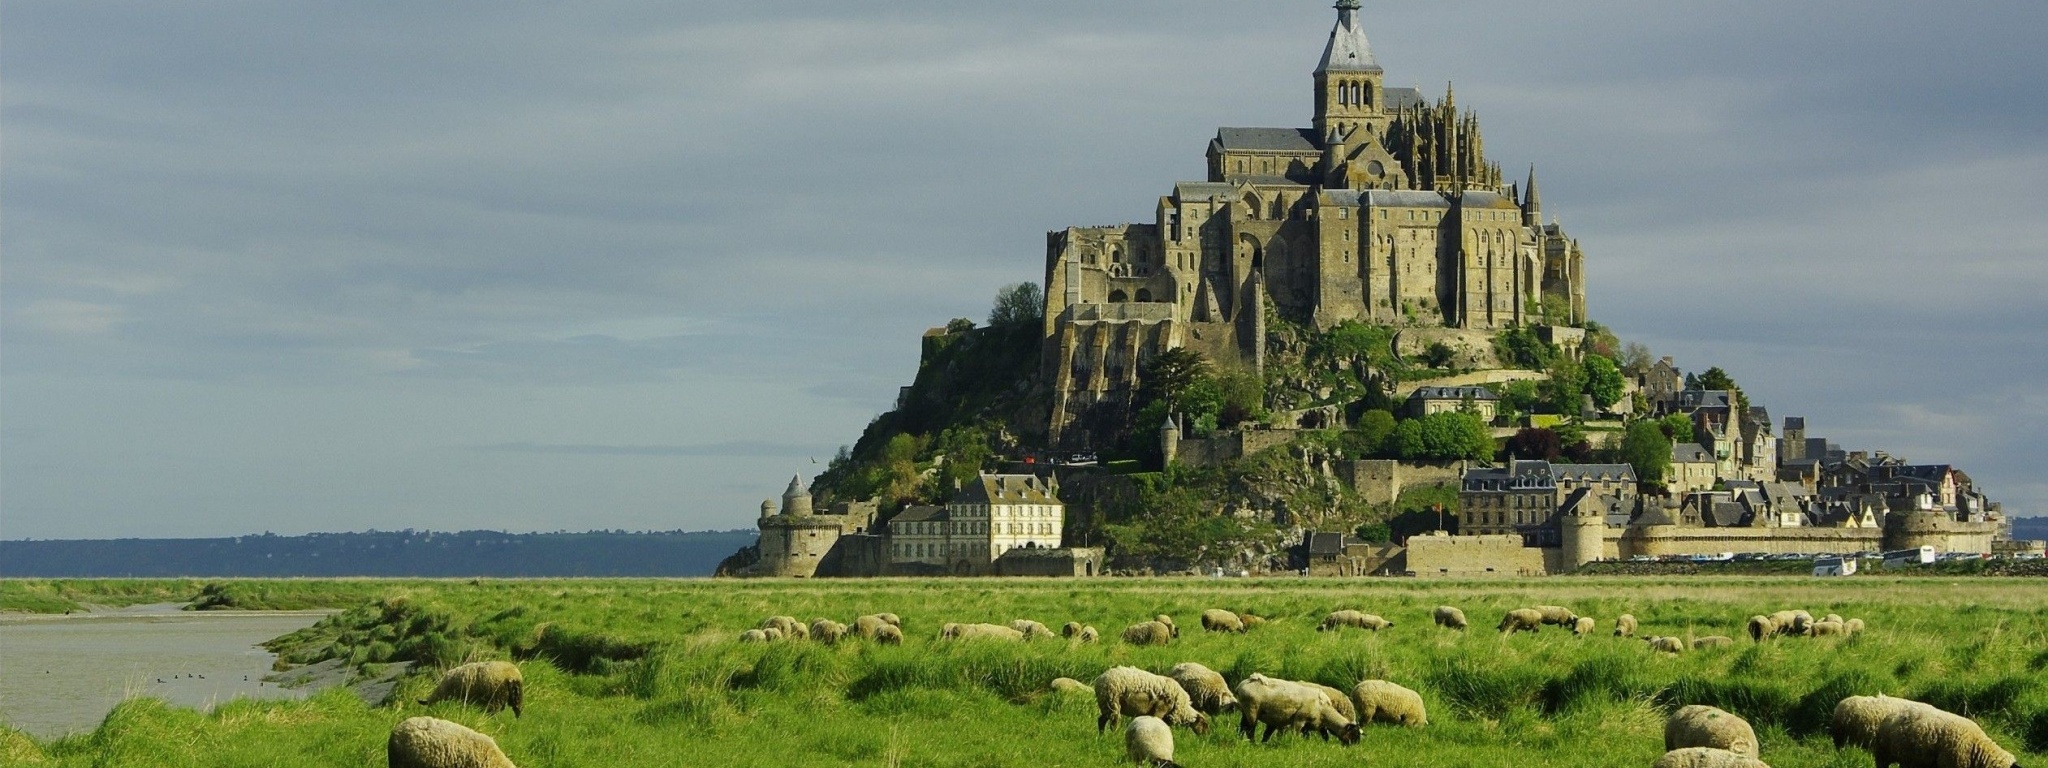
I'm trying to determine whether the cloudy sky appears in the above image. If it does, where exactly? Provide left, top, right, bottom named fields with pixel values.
left=5, top=1, right=2044, bottom=539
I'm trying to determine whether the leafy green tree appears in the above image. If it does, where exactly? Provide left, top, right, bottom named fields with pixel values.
left=1494, top=379, right=1542, bottom=417
left=1396, top=412, right=1494, bottom=461
left=1696, top=366, right=1737, bottom=392
left=1583, top=354, right=1624, bottom=410
left=1353, top=522, right=1392, bottom=543
left=1543, top=355, right=1586, bottom=415
left=1620, top=420, right=1671, bottom=484
left=1493, top=328, right=1556, bottom=370
left=944, top=317, right=976, bottom=334
left=1423, top=342, right=1456, bottom=369
left=1620, top=341, right=1653, bottom=376
left=1344, top=409, right=1398, bottom=457
left=1660, top=413, right=1695, bottom=443
left=1136, top=348, right=1211, bottom=415
left=987, top=282, right=1044, bottom=327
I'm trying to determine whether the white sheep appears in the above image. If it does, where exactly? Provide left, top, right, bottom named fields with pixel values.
left=1807, top=620, right=1848, bottom=638
left=1122, top=621, right=1174, bottom=646
left=1153, top=614, right=1180, bottom=638
left=1200, top=608, right=1247, bottom=633
left=1533, top=605, right=1579, bottom=626
left=738, top=628, right=770, bottom=643
left=810, top=618, right=849, bottom=645
left=1351, top=679, right=1428, bottom=727
left=419, top=661, right=524, bottom=717
left=1573, top=616, right=1597, bottom=636
left=1845, top=618, right=1867, bottom=635
left=1614, top=613, right=1639, bottom=638
left=1166, top=662, right=1237, bottom=716
left=760, top=615, right=807, bottom=640
left=1008, top=619, right=1057, bottom=640
left=1433, top=605, right=1468, bottom=631
left=1125, top=715, right=1180, bottom=767
left=1093, top=666, right=1211, bottom=735
left=388, top=716, right=517, bottom=768
left=1499, top=608, right=1544, bottom=634
left=1832, top=695, right=1935, bottom=750
left=1051, top=677, right=1093, bottom=695
left=1318, top=610, right=1392, bottom=632
left=1665, top=704, right=1759, bottom=758
left=943, top=623, right=1024, bottom=642
left=1746, top=615, right=1778, bottom=642
left=1646, top=636, right=1685, bottom=654
left=1873, top=706, right=2020, bottom=768
left=874, top=624, right=903, bottom=645
left=1062, top=621, right=1086, bottom=638
left=1232, top=673, right=1360, bottom=744
left=1075, top=625, right=1100, bottom=644
left=1651, top=747, right=1772, bottom=768
left=852, top=615, right=892, bottom=640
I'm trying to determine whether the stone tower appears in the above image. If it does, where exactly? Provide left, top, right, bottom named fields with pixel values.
left=781, top=474, right=813, bottom=517
left=1159, top=413, right=1182, bottom=466
left=1312, top=0, right=1385, bottom=141
left=1559, top=494, right=1606, bottom=569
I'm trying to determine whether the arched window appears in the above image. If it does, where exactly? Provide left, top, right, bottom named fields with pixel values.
left=1107, top=290, right=1128, bottom=303
left=1135, top=288, right=1153, bottom=302
left=1362, top=84, right=1372, bottom=107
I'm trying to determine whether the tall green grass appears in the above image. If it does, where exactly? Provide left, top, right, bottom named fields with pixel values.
left=11, top=576, right=2048, bottom=767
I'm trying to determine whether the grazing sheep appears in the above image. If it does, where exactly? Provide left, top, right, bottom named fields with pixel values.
left=761, top=615, right=807, bottom=640
left=1692, top=636, right=1736, bottom=649
left=874, top=624, right=903, bottom=645
left=1873, top=706, right=2020, bottom=768
left=1062, top=621, right=1085, bottom=638
left=1200, top=609, right=1247, bottom=633
left=1051, top=677, right=1093, bottom=695
left=1808, top=620, right=1847, bottom=638
left=1666, top=704, right=1760, bottom=758
left=1747, top=615, right=1778, bottom=642
left=1307, top=682, right=1359, bottom=732
left=420, top=661, right=524, bottom=717
left=810, top=619, right=849, bottom=645
left=1009, top=619, right=1057, bottom=640
left=1499, top=608, right=1544, bottom=634
left=875, top=613, right=903, bottom=627
left=853, top=615, right=893, bottom=640
left=1076, top=626, right=1100, bottom=644
left=739, top=628, right=771, bottom=643
left=1533, top=605, right=1579, bottom=626
left=1318, top=610, right=1393, bottom=632
left=1123, top=621, right=1174, bottom=646
left=1846, top=618, right=1866, bottom=635
left=1093, top=666, right=1211, bottom=735
left=1651, top=747, right=1772, bottom=768
left=1153, top=615, right=1180, bottom=638
left=1232, top=673, right=1360, bottom=745
left=761, top=627, right=785, bottom=641
left=1125, top=715, right=1180, bottom=768
left=944, top=623, right=1025, bottom=642
left=1166, top=662, right=1238, bottom=716
left=1646, top=636, right=1685, bottom=654
left=1788, top=611, right=1815, bottom=636
left=388, top=716, right=517, bottom=768
left=1240, top=614, right=1268, bottom=629
left=1351, top=679, right=1428, bottom=727
left=1824, top=613, right=1844, bottom=625
left=1434, top=606, right=1469, bottom=631
left=1573, top=617, right=1597, bottom=636
left=1615, top=614, right=1639, bottom=638
left=1832, top=695, right=1935, bottom=750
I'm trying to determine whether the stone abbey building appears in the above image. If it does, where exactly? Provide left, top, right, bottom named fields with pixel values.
left=1044, top=1, right=1586, bottom=447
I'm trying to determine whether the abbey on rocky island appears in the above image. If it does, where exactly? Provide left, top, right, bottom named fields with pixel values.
left=1043, top=0, right=1585, bottom=448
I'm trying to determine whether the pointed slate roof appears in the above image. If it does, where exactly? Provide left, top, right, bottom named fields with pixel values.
left=1316, top=0, right=1383, bottom=74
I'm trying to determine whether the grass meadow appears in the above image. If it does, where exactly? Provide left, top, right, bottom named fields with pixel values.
left=3, top=576, right=2046, bottom=767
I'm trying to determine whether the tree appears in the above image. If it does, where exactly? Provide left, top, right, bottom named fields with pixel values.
left=1543, top=355, right=1587, bottom=415
left=1583, top=354, right=1625, bottom=411
left=944, top=317, right=975, bottom=334
left=1505, top=427, right=1562, bottom=461
left=987, top=282, right=1044, bottom=327
left=1423, top=342, right=1456, bottom=369
left=1344, top=409, right=1398, bottom=457
left=1620, top=420, right=1671, bottom=484
left=1135, top=348, right=1211, bottom=416
left=1396, top=412, right=1494, bottom=461
left=1620, top=341, right=1654, bottom=376
left=1696, top=366, right=1737, bottom=393
left=1494, top=379, right=1542, bottom=417
left=1659, top=413, right=1695, bottom=443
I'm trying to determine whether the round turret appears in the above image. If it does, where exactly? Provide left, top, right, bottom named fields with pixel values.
left=781, top=474, right=813, bottom=517
left=1561, top=502, right=1605, bottom=569
left=760, top=499, right=775, bottom=519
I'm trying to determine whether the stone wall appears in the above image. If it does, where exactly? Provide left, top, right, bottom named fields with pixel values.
left=1306, top=542, right=1404, bottom=576
left=1401, top=532, right=1548, bottom=577
left=1337, top=459, right=1465, bottom=507
left=994, top=547, right=1106, bottom=577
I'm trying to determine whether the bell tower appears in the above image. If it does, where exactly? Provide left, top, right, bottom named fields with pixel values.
left=1313, top=0, right=1386, bottom=142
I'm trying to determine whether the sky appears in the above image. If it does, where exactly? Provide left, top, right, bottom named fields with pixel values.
left=4, top=1, right=2045, bottom=539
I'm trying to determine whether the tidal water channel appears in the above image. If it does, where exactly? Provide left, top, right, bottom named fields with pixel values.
left=0, top=605, right=327, bottom=738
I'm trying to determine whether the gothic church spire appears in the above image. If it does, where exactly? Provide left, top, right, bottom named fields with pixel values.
left=1316, top=0, right=1382, bottom=75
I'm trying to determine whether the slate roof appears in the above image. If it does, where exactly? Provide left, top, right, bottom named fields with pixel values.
left=1462, top=460, right=1556, bottom=492
left=891, top=505, right=948, bottom=525
left=1409, top=386, right=1499, bottom=402
left=1383, top=86, right=1424, bottom=110
left=1316, top=2, right=1383, bottom=74
left=1362, top=189, right=1452, bottom=208
left=951, top=473, right=1061, bottom=505
left=1458, top=190, right=1518, bottom=209
left=1308, top=531, right=1348, bottom=556
left=1676, top=389, right=1733, bottom=411
left=1553, top=464, right=1638, bottom=483
left=1672, top=443, right=1714, bottom=464
left=1174, top=182, right=1238, bottom=201
left=1214, top=127, right=1321, bottom=153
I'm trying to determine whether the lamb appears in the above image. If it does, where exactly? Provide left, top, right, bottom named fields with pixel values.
left=1824, top=613, right=1844, bottom=625
left=853, top=614, right=893, bottom=640
left=1051, top=677, right=1093, bottom=695
left=1533, top=605, right=1579, bottom=626
left=1788, top=610, right=1815, bottom=636
left=1646, top=636, right=1685, bottom=654
left=1239, top=614, right=1267, bottom=629
left=1318, top=610, right=1392, bottom=632
left=1093, top=666, right=1211, bottom=735
left=1692, top=636, right=1736, bottom=649
left=1232, top=673, right=1360, bottom=745
left=1166, top=662, right=1238, bottom=716
left=1499, top=608, right=1544, bottom=634
left=739, top=628, right=771, bottom=643
left=760, top=615, right=807, bottom=640
left=388, top=716, right=518, bottom=768
left=1665, top=704, right=1760, bottom=758
left=1062, top=621, right=1086, bottom=638
left=875, top=612, right=903, bottom=627
left=810, top=619, right=849, bottom=645
left=1076, top=626, right=1100, bottom=644
left=1154, top=614, right=1180, bottom=638
left=1125, top=715, right=1180, bottom=768
left=760, top=627, right=785, bottom=641
left=1200, top=608, right=1247, bottom=633
left=944, top=622, right=1025, bottom=642
left=1008, top=619, right=1057, bottom=640
left=1872, top=706, right=2021, bottom=768
left=1434, top=605, right=1469, bottom=631
left=1122, top=620, right=1174, bottom=646
left=1832, top=695, right=1935, bottom=750
left=1845, top=618, right=1867, bottom=635
left=419, top=661, right=524, bottom=717
left=1807, top=620, right=1847, bottom=638
left=874, top=624, right=903, bottom=645
left=1573, top=616, right=1597, bottom=636
left=1615, top=614, right=1639, bottom=638
left=1351, top=679, right=1428, bottom=727
left=1747, top=615, right=1778, bottom=642
left=1651, top=747, right=1773, bottom=768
